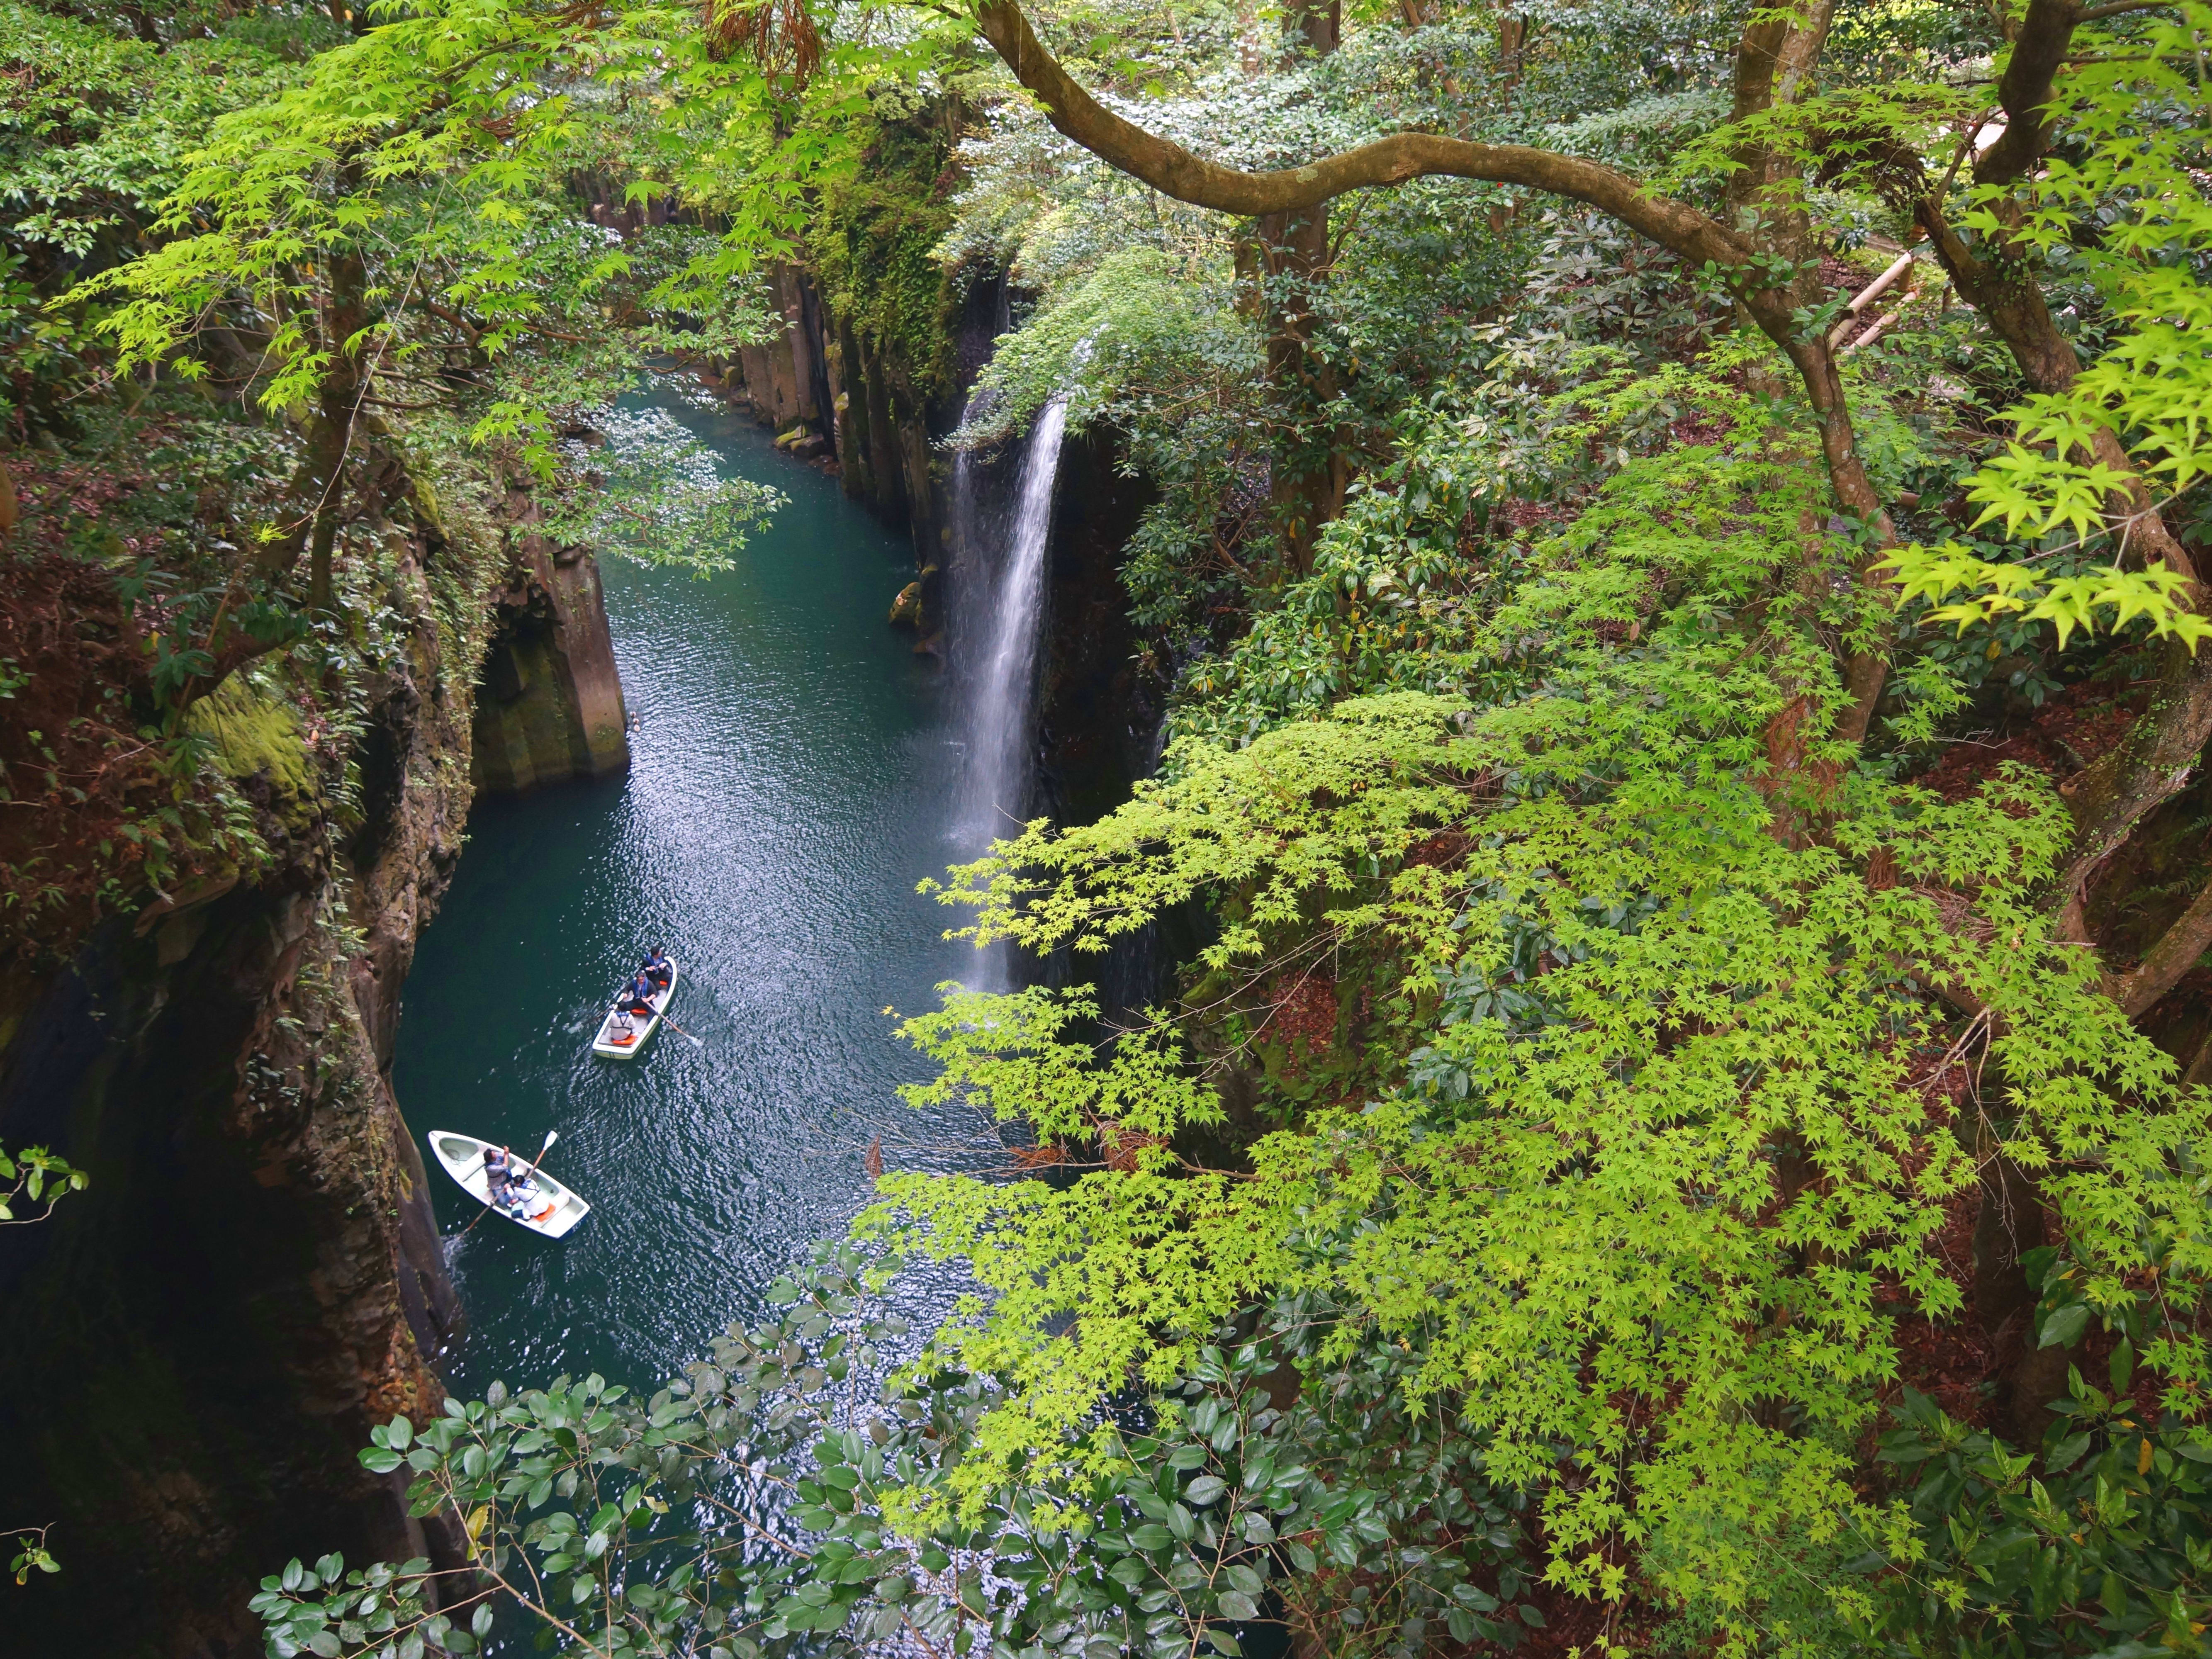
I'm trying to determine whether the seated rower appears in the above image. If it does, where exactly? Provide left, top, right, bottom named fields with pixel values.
left=623, top=968, right=657, bottom=1014
left=482, top=1144, right=516, bottom=1206
left=481, top=1144, right=538, bottom=1216
left=487, top=1150, right=542, bottom=1212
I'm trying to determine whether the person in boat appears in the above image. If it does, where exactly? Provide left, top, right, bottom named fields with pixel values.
left=620, top=969, right=657, bottom=1017
left=643, top=946, right=672, bottom=992
left=482, top=1144, right=518, bottom=1207
left=482, top=1144, right=538, bottom=1215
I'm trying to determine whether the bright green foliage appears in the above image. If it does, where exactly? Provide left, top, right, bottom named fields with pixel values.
left=56, top=0, right=795, bottom=581
left=80, top=6, right=755, bottom=413
left=1961, top=3, right=2212, bottom=511
left=6, top=1520, right=59, bottom=1585
left=902, top=678, right=2211, bottom=1620
left=927, top=693, right=1474, bottom=970
left=895, top=985, right=1221, bottom=1153
left=255, top=1249, right=1504, bottom=1659
left=1866, top=2, right=2212, bottom=649
left=1877, top=545, right=2211, bottom=653
left=0, top=2, right=316, bottom=260
left=0, top=0, right=317, bottom=430
left=0, top=1142, right=88, bottom=1227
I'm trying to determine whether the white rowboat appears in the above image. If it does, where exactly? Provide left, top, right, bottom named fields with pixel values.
left=429, top=1130, right=591, bottom=1239
left=591, top=958, right=679, bottom=1060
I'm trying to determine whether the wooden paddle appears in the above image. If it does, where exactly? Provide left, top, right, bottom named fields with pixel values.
left=643, top=953, right=703, bottom=1048
left=609, top=989, right=700, bottom=1049
left=458, top=1129, right=559, bottom=1238
left=625, top=965, right=702, bottom=1050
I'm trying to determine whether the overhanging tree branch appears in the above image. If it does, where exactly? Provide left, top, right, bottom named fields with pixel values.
left=972, top=0, right=1756, bottom=271
left=972, top=0, right=1904, bottom=739
left=969, top=0, right=2185, bottom=781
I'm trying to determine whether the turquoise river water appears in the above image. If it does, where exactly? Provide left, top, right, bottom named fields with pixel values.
left=393, top=392, right=993, bottom=1402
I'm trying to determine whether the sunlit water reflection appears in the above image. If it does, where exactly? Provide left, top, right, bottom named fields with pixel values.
left=394, top=387, right=998, bottom=1407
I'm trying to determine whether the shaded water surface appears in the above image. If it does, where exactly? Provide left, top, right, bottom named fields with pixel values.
left=394, top=391, right=988, bottom=1401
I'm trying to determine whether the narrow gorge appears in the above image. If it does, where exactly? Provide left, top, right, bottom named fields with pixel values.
left=4, top=2, right=2208, bottom=1657
left=0, top=147, right=1156, bottom=1643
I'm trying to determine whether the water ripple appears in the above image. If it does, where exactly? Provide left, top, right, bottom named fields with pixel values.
left=395, top=392, right=1000, bottom=1404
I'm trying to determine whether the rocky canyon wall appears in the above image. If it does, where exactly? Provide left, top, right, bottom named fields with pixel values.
left=709, top=261, right=1019, bottom=663
left=708, top=243, right=1161, bottom=803
left=1034, top=426, right=1163, bottom=830
left=0, top=468, right=627, bottom=1655
left=471, top=507, right=630, bottom=794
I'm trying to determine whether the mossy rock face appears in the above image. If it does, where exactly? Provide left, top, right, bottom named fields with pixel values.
left=806, top=110, right=956, bottom=400
left=185, top=675, right=322, bottom=833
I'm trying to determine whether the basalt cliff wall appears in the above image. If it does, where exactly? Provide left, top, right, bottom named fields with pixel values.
left=0, top=473, right=626, bottom=1655
left=706, top=231, right=1161, bottom=826
left=472, top=502, right=630, bottom=793
left=702, top=260, right=1005, bottom=658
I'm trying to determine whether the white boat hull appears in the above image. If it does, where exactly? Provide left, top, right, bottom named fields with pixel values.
left=592, top=959, right=679, bottom=1059
left=430, top=1130, right=591, bottom=1239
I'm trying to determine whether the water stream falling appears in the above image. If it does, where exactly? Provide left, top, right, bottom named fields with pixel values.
left=955, top=396, right=1068, bottom=863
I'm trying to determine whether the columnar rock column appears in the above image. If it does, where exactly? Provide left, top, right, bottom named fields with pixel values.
left=471, top=514, right=630, bottom=793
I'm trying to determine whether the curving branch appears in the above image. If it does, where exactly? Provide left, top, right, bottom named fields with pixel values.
left=1977, top=0, right=2082, bottom=187
left=973, top=0, right=1910, bottom=739
left=972, top=0, right=1755, bottom=272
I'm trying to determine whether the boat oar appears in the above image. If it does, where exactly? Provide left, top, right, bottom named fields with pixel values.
left=458, top=1129, right=559, bottom=1238
left=659, top=1014, right=705, bottom=1051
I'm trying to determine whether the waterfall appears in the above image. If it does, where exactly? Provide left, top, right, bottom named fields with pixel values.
left=956, top=395, right=1068, bottom=850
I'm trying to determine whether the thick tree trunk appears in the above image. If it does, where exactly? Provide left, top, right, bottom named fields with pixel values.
left=2109, top=877, right=2212, bottom=1017
left=1251, top=205, right=1343, bottom=574
left=1289, top=0, right=1339, bottom=54
left=2059, top=641, right=2212, bottom=905
left=1258, top=0, right=1346, bottom=571
left=2183, top=1031, right=2212, bottom=1090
